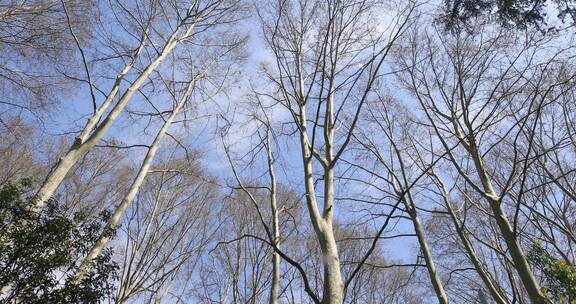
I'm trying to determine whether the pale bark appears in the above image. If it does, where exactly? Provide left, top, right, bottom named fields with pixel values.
left=390, top=178, right=449, bottom=304
left=409, top=206, right=448, bottom=304
left=115, top=176, right=164, bottom=303
left=266, top=129, right=281, bottom=304
left=34, top=14, right=198, bottom=212
left=466, top=141, right=548, bottom=304
left=320, top=90, right=344, bottom=304
left=71, top=79, right=194, bottom=283
left=259, top=2, right=415, bottom=301
left=433, top=174, right=509, bottom=304
left=431, top=120, right=548, bottom=303
left=383, top=120, right=449, bottom=303
left=412, top=69, right=549, bottom=303
left=298, top=101, right=343, bottom=304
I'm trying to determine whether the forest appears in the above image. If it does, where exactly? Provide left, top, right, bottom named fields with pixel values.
left=0, top=0, right=575, bottom=303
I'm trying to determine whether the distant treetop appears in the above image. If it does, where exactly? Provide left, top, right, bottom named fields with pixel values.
left=441, top=0, right=576, bottom=31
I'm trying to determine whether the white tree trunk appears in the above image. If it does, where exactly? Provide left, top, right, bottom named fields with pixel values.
left=33, top=21, right=197, bottom=212
left=71, top=80, right=193, bottom=283
left=266, top=129, right=281, bottom=304
left=391, top=179, right=448, bottom=304
left=467, top=143, right=547, bottom=304
left=435, top=177, right=509, bottom=304
left=420, top=98, right=548, bottom=303
left=298, top=102, right=343, bottom=304
left=409, top=208, right=448, bottom=304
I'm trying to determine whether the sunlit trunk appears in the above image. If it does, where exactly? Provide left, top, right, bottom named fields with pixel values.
left=266, top=130, right=281, bottom=304
left=468, top=142, right=547, bottom=304
left=392, top=178, right=448, bottom=304
left=441, top=189, right=509, bottom=304
left=72, top=80, right=193, bottom=282
left=34, top=21, right=197, bottom=212
left=298, top=103, right=343, bottom=304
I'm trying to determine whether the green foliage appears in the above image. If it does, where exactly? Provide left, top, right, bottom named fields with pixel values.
left=441, top=0, right=576, bottom=30
left=0, top=179, right=118, bottom=304
left=528, top=242, right=576, bottom=303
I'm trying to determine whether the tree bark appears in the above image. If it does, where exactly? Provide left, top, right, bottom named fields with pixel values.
left=391, top=179, right=449, bottom=304
left=33, top=19, right=197, bottom=212
left=415, top=87, right=549, bottom=303
left=467, top=142, right=548, bottom=304
left=71, top=79, right=193, bottom=283
left=434, top=175, right=509, bottom=304
left=266, top=129, right=281, bottom=304
left=298, top=103, right=343, bottom=304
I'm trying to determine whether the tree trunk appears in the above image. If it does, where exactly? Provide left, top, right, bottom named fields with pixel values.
left=319, top=218, right=344, bottom=304
left=409, top=208, right=449, bottom=304
left=33, top=21, right=197, bottom=212
left=468, top=143, right=548, bottom=304
left=387, top=133, right=448, bottom=303
left=298, top=104, right=343, bottom=304
left=266, top=129, right=281, bottom=304
left=392, top=179, right=449, bottom=304
left=71, top=80, right=193, bottom=283
left=435, top=177, right=509, bottom=304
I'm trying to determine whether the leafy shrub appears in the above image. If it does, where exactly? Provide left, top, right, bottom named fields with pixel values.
left=528, top=242, right=576, bottom=303
left=0, top=179, right=118, bottom=303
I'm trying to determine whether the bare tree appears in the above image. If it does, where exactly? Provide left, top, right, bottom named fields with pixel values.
left=114, top=158, right=218, bottom=303
left=396, top=23, right=576, bottom=303
left=34, top=0, right=241, bottom=211
left=0, top=0, right=93, bottom=118
left=353, top=95, right=449, bottom=303
left=72, top=73, right=199, bottom=282
left=256, top=0, right=416, bottom=302
left=3, top=1, right=576, bottom=303
left=221, top=116, right=284, bottom=303
left=429, top=171, right=510, bottom=304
